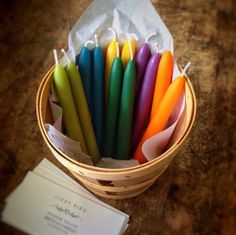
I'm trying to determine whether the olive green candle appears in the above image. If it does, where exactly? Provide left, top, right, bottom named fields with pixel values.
left=61, top=49, right=100, bottom=164
left=115, top=41, right=136, bottom=160
left=53, top=49, right=88, bottom=154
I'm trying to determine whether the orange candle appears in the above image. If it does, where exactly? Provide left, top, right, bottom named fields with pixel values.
left=150, top=50, right=173, bottom=119
left=133, top=72, right=186, bottom=164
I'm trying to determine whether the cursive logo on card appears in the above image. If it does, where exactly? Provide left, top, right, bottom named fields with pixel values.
left=51, top=204, right=83, bottom=221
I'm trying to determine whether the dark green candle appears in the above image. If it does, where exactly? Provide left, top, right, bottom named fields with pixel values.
left=115, top=41, right=136, bottom=160
left=104, top=43, right=122, bottom=157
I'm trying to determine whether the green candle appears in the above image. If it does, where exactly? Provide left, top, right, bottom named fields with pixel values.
left=104, top=43, right=123, bottom=157
left=61, top=49, right=100, bottom=164
left=52, top=49, right=88, bottom=154
left=115, top=41, right=136, bottom=160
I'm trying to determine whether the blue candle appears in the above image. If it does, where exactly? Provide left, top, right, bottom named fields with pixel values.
left=77, top=40, right=94, bottom=114
left=92, top=34, right=105, bottom=153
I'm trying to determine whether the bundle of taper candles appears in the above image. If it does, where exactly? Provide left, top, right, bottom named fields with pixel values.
left=52, top=28, right=189, bottom=165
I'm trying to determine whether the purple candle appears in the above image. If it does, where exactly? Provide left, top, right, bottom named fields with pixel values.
left=134, top=43, right=151, bottom=97
left=131, top=52, right=161, bottom=153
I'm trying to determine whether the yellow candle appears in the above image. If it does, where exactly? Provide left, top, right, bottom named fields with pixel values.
left=121, top=33, right=137, bottom=68
left=104, top=27, right=118, bottom=101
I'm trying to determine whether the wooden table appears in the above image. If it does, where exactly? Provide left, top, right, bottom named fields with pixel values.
left=0, top=0, right=235, bottom=234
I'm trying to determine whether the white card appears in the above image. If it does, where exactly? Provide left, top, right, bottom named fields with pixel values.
left=32, top=160, right=129, bottom=219
left=2, top=172, right=128, bottom=235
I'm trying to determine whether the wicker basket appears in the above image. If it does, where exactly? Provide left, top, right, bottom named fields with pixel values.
left=36, top=66, right=196, bottom=200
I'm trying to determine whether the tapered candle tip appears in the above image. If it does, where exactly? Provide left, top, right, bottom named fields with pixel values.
left=53, top=49, right=58, bottom=64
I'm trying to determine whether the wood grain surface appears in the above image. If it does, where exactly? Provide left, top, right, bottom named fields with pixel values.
left=0, top=0, right=235, bottom=234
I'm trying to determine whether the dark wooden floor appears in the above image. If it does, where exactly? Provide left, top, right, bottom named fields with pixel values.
left=0, top=0, right=235, bottom=234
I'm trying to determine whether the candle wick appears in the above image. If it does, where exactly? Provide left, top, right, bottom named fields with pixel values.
left=125, top=32, right=130, bottom=42
left=84, top=40, right=94, bottom=48
left=145, top=32, right=157, bottom=44
left=154, top=43, right=159, bottom=53
left=53, top=49, right=58, bottom=64
left=61, top=49, right=70, bottom=63
left=94, top=34, right=99, bottom=47
left=108, top=27, right=117, bottom=40
left=181, top=62, right=191, bottom=77
left=130, top=33, right=138, bottom=42
left=116, top=42, right=120, bottom=57
left=127, top=37, right=133, bottom=60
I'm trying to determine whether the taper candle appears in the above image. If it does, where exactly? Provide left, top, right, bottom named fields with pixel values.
left=61, top=49, right=100, bottom=164
left=104, top=27, right=118, bottom=101
left=52, top=49, right=88, bottom=154
left=77, top=40, right=94, bottom=114
left=104, top=43, right=123, bottom=157
left=131, top=49, right=161, bottom=153
left=150, top=50, right=173, bottom=119
left=121, top=33, right=137, bottom=68
left=115, top=39, right=136, bottom=160
left=133, top=62, right=190, bottom=164
left=134, top=33, right=156, bottom=97
left=92, top=34, right=105, bottom=154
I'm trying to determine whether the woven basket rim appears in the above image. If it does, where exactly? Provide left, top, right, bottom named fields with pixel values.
left=36, top=65, right=197, bottom=175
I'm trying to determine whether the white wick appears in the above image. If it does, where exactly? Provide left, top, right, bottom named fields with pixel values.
left=53, top=49, right=58, bottom=64
left=145, top=32, right=157, bottom=43
left=94, top=34, right=99, bottom=47
left=127, top=37, right=133, bottom=60
left=61, top=49, right=70, bottom=63
left=154, top=43, right=160, bottom=53
left=116, top=42, right=120, bottom=57
left=181, top=62, right=191, bottom=77
left=130, top=33, right=138, bottom=41
left=108, top=27, right=117, bottom=40
left=84, top=40, right=94, bottom=48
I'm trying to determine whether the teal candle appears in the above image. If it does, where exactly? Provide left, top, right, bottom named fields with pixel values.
left=104, top=43, right=123, bottom=157
left=115, top=41, right=136, bottom=160
left=52, top=49, right=88, bottom=154
left=92, top=34, right=105, bottom=154
left=78, top=41, right=94, bottom=114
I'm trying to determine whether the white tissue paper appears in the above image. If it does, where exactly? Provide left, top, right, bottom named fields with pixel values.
left=46, top=0, right=185, bottom=168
